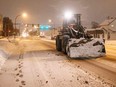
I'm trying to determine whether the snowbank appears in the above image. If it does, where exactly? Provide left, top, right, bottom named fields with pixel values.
left=106, top=40, right=116, bottom=45
left=0, top=38, right=18, bottom=69
left=0, top=49, right=8, bottom=69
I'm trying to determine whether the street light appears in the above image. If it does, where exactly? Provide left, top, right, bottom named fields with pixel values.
left=48, top=19, right=56, bottom=39
left=14, top=13, right=27, bottom=36
left=48, top=19, right=52, bottom=23
left=64, top=11, right=73, bottom=19
left=22, top=13, right=27, bottom=18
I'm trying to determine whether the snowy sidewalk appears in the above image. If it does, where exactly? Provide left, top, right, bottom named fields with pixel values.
left=106, top=40, right=116, bottom=45
left=0, top=38, right=19, bottom=70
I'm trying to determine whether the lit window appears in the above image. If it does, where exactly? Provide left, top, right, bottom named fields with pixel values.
left=111, top=25, right=114, bottom=27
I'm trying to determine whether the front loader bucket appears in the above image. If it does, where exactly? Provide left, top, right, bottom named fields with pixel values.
left=66, top=38, right=106, bottom=58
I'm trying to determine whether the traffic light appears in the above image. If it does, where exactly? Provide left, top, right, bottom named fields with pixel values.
left=40, top=25, right=44, bottom=30
left=40, top=25, right=51, bottom=30
left=45, top=26, right=49, bottom=29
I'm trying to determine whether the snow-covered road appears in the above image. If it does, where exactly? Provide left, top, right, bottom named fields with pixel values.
left=0, top=37, right=116, bottom=87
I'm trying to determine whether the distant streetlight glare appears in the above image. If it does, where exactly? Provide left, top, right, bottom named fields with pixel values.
left=34, top=25, right=38, bottom=29
left=111, top=25, right=114, bottom=28
left=64, top=11, right=73, bottom=19
left=22, top=32, right=29, bottom=37
left=22, top=13, right=27, bottom=18
left=48, top=19, right=52, bottom=23
left=25, top=24, right=28, bottom=27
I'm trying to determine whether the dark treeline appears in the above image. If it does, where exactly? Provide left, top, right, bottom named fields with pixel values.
left=3, top=17, right=19, bottom=36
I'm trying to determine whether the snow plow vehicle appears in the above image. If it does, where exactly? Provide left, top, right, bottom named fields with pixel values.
left=56, top=14, right=106, bottom=58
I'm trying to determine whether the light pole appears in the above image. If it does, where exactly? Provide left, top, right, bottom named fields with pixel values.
left=15, top=14, right=21, bottom=31
left=48, top=19, right=53, bottom=38
left=14, top=13, right=27, bottom=37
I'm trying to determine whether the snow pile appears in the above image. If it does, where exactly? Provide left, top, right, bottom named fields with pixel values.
left=0, top=39, right=18, bottom=69
left=68, top=38, right=105, bottom=58
left=106, top=40, right=116, bottom=45
left=0, top=49, right=8, bottom=69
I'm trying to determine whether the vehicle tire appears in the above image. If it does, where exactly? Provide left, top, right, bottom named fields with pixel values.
left=56, top=35, right=62, bottom=51
left=62, top=35, right=70, bottom=54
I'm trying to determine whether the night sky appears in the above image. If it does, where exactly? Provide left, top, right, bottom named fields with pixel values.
left=0, top=0, right=116, bottom=27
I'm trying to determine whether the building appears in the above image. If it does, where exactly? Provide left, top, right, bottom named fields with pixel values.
left=100, top=17, right=116, bottom=40
left=86, top=17, right=116, bottom=40
left=0, top=14, right=3, bottom=36
left=85, top=28, right=104, bottom=38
